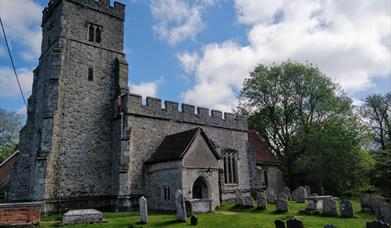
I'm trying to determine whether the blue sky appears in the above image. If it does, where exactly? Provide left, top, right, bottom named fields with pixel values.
left=0, top=0, right=390, bottom=118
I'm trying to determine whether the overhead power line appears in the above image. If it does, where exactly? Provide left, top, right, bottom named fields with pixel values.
left=0, top=16, right=27, bottom=108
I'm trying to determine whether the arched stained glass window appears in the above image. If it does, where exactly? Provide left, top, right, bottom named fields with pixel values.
left=222, top=149, right=238, bottom=184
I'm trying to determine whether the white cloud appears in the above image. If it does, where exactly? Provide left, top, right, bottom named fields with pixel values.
left=177, top=52, right=200, bottom=74
left=150, top=0, right=216, bottom=45
left=0, top=0, right=42, bottom=61
left=182, top=0, right=391, bottom=112
left=0, top=67, right=33, bottom=99
left=129, top=77, right=163, bottom=97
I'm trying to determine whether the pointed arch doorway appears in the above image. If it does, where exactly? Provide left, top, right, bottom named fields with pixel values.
left=192, top=176, right=209, bottom=199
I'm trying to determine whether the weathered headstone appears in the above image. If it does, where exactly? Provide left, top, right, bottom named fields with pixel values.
left=62, top=209, right=102, bottom=225
left=139, top=196, right=148, bottom=224
left=310, top=193, right=319, bottom=197
left=295, top=186, right=306, bottom=203
left=276, top=198, right=288, bottom=212
left=250, top=190, right=258, bottom=200
left=268, top=192, right=277, bottom=204
left=324, top=225, right=336, bottom=228
left=275, top=219, right=286, bottom=228
left=287, top=217, right=304, bottom=228
left=372, top=196, right=385, bottom=213
left=377, top=202, right=391, bottom=225
left=278, top=192, right=289, bottom=202
left=366, top=220, right=390, bottom=228
left=175, top=189, right=187, bottom=221
left=323, top=198, right=337, bottom=217
left=283, top=186, right=292, bottom=200
left=236, top=196, right=245, bottom=207
left=257, top=192, right=267, bottom=209
left=304, top=185, right=311, bottom=196
left=244, top=195, right=254, bottom=208
left=340, top=200, right=354, bottom=218
left=361, top=194, right=373, bottom=212
left=185, top=201, right=193, bottom=217
left=191, top=215, right=198, bottom=226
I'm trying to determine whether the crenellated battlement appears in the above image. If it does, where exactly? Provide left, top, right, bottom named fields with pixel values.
left=121, top=94, right=248, bottom=131
left=43, top=0, right=125, bottom=25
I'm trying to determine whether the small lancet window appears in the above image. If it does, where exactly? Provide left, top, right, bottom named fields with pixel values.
left=95, top=27, right=101, bottom=43
left=88, top=25, right=94, bottom=42
left=88, top=68, right=94, bottom=81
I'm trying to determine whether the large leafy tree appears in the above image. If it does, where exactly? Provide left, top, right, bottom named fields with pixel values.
left=239, top=61, right=369, bottom=193
left=359, top=93, right=391, bottom=150
left=0, top=108, right=23, bottom=163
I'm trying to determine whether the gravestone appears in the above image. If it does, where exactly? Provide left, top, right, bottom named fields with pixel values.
left=244, top=195, right=254, bottom=208
left=295, top=186, right=306, bottom=203
left=175, top=189, right=187, bottom=221
left=268, top=192, right=277, bottom=204
left=185, top=201, right=193, bottom=217
left=139, top=196, right=148, bottom=224
left=283, top=186, right=292, bottom=200
left=250, top=190, right=259, bottom=200
left=275, top=219, right=286, bottom=228
left=278, top=192, right=289, bottom=202
left=191, top=215, right=198, bottom=225
left=361, top=194, right=373, bottom=212
left=366, top=220, right=390, bottom=228
left=377, top=202, right=391, bottom=225
left=311, top=193, right=319, bottom=197
left=372, top=196, right=385, bottom=213
left=236, top=196, right=245, bottom=207
left=62, top=209, right=102, bottom=225
left=257, top=192, right=267, bottom=209
left=276, top=198, right=288, bottom=212
left=340, top=200, right=354, bottom=218
left=323, top=198, right=337, bottom=217
left=324, top=225, right=336, bottom=228
left=304, top=185, right=311, bottom=196
left=287, top=217, right=304, bottom=228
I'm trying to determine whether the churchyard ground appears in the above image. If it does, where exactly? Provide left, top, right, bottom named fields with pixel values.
left=39, top=199, right=375, bottom=227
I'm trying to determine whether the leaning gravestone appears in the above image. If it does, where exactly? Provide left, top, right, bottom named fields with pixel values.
left=283, top=186, right=292, bottom=200
left=366, top=220, right=390, bottom=228
left=361, top=194, right=373, bottom=212
left=324, top=225, right=336, bottom=228
left=257, top=192, right=267, bottom=209
left=340, top=200, right=354, bottom=218
left=175, top=189, right=187, bottom=221
left=276, top=198, right=288, bottom=212
left=372, top=196, right=385, bottom=213
left=236, top=196, right=245, bottom=207
left=275, top=219, right=286, bottom=228
left=304, top=185, right=311, bottom=196
left=377, top=202, right=391, bottom=225
left=62, top=209, right=103, bottom=225
left=323, top=198, right=337, bottom=217
left=287, top=217, right=304, bottom=228
left=139, top=196, right=148, bottom=224
left=244, top=195, right=254, bottom=208
left=278, top=192, right=289, bottom=202
left=191, top=215, right=198, bottom=226
left=295, top=186, right=306, bottom=203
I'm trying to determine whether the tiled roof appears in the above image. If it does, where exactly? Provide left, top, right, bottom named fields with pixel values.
left=145, top=127, right=219, bottom=164
left=248, top=130, right=279, bottom=164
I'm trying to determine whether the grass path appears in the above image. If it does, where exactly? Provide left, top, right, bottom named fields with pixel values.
left=39, top=200, right=375, bottom=227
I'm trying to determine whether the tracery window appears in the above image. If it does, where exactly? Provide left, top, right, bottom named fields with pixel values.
left=223, top=149, right=238, bottom=184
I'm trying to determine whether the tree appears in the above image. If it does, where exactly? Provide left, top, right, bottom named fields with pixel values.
left=371, top=146, right=391, bottom=197
left=0, top=108, right=23, bottom=163
left=359, top=93, right=391, bottom=150
left=239, top=61, right=367, bottom=193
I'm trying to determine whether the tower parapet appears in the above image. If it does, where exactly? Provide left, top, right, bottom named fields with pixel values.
left=121, top=94, right=248, bottom=131
left=43, top=0, right=125, bottom=25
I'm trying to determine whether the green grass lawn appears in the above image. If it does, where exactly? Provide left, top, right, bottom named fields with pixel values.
left=39, top=200, right=375, bottom=228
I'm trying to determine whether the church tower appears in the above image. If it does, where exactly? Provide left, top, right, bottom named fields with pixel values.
left=7, top=0, right=128, bottom=212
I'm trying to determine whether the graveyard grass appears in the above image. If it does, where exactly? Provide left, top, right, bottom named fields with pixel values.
left=39, top=200, right=375, bottom=228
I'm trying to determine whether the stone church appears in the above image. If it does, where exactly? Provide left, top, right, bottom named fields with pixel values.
left=6, top=0, right=283, bottom=213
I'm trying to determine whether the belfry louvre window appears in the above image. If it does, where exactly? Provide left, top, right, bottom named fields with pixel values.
left=87, top=23, right=102, bottom=44
left=163, top=186, right=171, bottom=200
left=223, top=149, right=238, bottom=184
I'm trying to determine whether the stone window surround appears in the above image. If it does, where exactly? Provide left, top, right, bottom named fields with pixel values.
left=222, top=149, right=239, bottom=184
left=86, top=22, right=103, bottom=44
